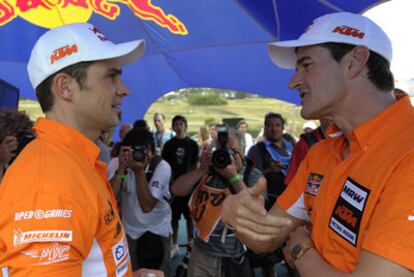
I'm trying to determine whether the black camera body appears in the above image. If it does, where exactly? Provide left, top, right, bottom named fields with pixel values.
left=132, top=145, right=148, bottom=162
left=212, top=125, right=231, bottom=169
left=8, top=133, right=35, bottom=165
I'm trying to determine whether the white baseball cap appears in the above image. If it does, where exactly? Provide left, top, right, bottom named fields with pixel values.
left=268, top=12, right=392, bottom=69
left=28, top=23, right=145, bottom=89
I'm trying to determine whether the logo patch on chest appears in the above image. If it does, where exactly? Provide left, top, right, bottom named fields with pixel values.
left=305, top=173, right=324, bottom=196
left=329, top=177, right=370, bottom=246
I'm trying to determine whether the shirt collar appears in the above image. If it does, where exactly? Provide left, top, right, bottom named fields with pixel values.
left=326, top=95, right=413, bottom=151
left=33, top=118, right=101, bottom=167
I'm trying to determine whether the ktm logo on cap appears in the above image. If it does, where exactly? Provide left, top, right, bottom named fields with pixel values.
left=50, top=44, right=78, bottom=64
left=332, top=26, right=365, bottom=39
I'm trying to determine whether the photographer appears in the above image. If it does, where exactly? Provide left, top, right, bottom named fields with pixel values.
left=171, top=127, right=266, bottom=277
left=0, top=110, right=34, bottom=183
left=108, top=128, right=172, bottom=276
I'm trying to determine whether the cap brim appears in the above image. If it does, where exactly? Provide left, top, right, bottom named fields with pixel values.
left=89, top=39, right=146, bottom=65
left=268, top=38, right=328, bottom=69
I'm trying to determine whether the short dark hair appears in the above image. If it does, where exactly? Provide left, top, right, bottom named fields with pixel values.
left=264, top=112, right=285, bottom=126
left=133, top=119, right=149, bottom=130
left=236, top=119, right=247, bottom=129
left=35, top=61, right=94, bottom=113
left=121, top=128, right=155, bottom=153
left=0, top=110, right=33, bottom=141
left=172, top=115, right=187, bottom=127
left=319, top=43, right=394, bottom=92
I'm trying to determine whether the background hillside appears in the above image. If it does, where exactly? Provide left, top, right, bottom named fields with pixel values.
left=19, top=90, right=314, bottom=138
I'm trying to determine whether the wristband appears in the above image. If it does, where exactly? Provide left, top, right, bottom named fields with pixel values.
left=228, top=174, right=241, bottom=185
left=115, top=171, right=127, bottom=180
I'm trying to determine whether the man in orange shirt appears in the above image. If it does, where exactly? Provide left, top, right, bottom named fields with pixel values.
left=222, top=12, right=414, bottom=276
left=0, top=23, right=148, bottom=276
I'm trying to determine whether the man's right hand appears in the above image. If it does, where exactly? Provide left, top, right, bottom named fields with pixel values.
left=222, top=180, right=292, bottom=242
left=120, top=146, right=149, bottom=172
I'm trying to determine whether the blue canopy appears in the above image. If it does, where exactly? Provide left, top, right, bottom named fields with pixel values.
left=0, top=0, right=385, bottom=122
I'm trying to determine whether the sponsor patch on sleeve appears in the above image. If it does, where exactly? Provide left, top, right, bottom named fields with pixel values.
left=14, top=209, right=72, bottom=221
left=20, top=242, right=71, bottom=265
left=112, top=236, right=128, bottom=266
left=305, top=173, right=324, bottom=196
left=329, top=177, right=370, bottom=246
left=13, top=229, right=73, bottom=247
left=150, top=180, right=160, bottom=189
left=116, top=255, right=129, bottom=277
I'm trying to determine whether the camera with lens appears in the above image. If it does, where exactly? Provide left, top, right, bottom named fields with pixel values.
left=132, top=145, right=148, bottom=162
left=212, top=125, right=232, bottom=169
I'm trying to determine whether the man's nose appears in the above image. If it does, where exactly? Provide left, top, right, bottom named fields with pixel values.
left=288, top=72, right=302, bottom=90
left=117, top=79, right=129, bottom=96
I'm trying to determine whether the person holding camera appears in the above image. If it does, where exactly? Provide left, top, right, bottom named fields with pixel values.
left=0, top=110, right=34, bottom=183
left=109, top=128, right=172, bottom=276
left=171, top=127, right=265, bottom=277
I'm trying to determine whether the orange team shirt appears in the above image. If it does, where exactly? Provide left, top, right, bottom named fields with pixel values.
left=278, top=95, right=414, bottom=272
left=0, top=118, right=132, bottom=276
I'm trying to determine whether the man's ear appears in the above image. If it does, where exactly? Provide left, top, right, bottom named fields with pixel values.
left=51, top=73, right=75, bottom=101
left=347, top=45, right=370, bottom=78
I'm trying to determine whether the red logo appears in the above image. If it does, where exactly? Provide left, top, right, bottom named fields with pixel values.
left=50, top=44, right=78, bottom=64
left=332, top=26, right=365, bottom=39
left=89, top=26, right=108, bottom=41
left=0, top=0, right=188, bottom=35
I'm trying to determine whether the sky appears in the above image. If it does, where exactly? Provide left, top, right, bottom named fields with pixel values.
left=364, top=0, right=414, bottom=82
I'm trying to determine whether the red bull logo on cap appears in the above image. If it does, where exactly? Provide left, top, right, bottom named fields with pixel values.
left=0, top=0, right=188, bottom=35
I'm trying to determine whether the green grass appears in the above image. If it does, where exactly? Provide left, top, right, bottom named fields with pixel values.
left=18, top=99, right=44, bottom=121
left=145, top=97, right=312, bottom=137
left=19, top=96, right=314, bottom=137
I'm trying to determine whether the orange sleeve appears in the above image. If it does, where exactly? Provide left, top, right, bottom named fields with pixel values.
left=277, top=156, right=309, bottom=220
left=0, top=191, right=96, bottom=276
left=362, top=156, right=414, bottom=271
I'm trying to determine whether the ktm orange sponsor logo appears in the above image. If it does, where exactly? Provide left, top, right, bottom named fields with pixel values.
left=332, top=26, right=365, bottom=39
left=50, top=44, right=78, bottom=64
left=334, top=205, right=357, bottom=228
